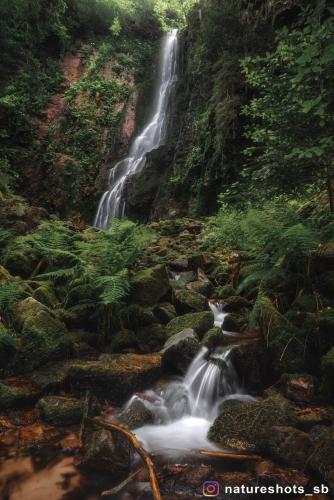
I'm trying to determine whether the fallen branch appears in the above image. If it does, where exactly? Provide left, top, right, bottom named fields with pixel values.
left=153, top=448, right=262, bottom=461
left=101, top=466, right=144, bottom=497
left=88, top=417, right=162, bottom=500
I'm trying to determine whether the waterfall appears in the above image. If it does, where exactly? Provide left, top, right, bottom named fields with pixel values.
left=122, top=347, right=254, bottom=456
left=94, top=29, right=179, bottom=228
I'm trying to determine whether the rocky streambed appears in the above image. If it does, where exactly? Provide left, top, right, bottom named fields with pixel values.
left=1, top=219, right=334, bottom=499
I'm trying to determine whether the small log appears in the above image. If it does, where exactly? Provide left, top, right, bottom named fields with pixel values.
left=88, top=417, right=162, bottom=500
left=101, top=466, right=144, bottom=496
left=153, top=447, right=262, bottom=461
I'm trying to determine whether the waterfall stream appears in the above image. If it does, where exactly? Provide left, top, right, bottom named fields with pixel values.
left=95, top=29, right=178, bottom=228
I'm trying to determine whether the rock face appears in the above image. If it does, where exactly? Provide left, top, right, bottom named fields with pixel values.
left=69, top=353, right=162, bottom=403
left=166, top=311, right=214, bottom=339
left=208, top=396, right=297, bottom=454
left=161, top=328, right=200, bottom=373
left=118, top=397, right=154, bottom=429
left=83, top=428, right=131, bottom=475
left=130, top=265, right=170, bottom=305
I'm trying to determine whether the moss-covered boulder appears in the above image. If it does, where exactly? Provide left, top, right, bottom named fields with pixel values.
left=208, top=396, right=297, bottom=454
left=154, top=303, right=176, bottom=324
left=130, top=265, right=170, bottom=305
left=309, top=426, right=334, bottom=492
left=320, top=347, right=334, bottom=402
left=202, top=327, right=223, bottom=348
left=266, top=425, right=312, bottom=468
left=33, top=284, right=59, bottom=308
left=187, top=280, right=215, bottom=298
left=136, top=324, right=167, bottom=353
left=166, top=311, right=214, bottom=339
left=15, top=297, right=49, bottom=330
left=118, top=397, right=154, bottom=429
left=162, top=328, right=200, bottom=373
left=108, top=330, right=137, bottom=353
left=0, top=325, right=17, bottom=372
left=120, top=304, right=157, bottom=330
left=231, top=340, right=267, bottom=392
left=223, top=295, right=251, bottom=313
left=222, top=312, right=248, bottom=332
left=174, top=288, right=207, bottom=314
left=69, top=353, right=162, bottom=403
left=2, top=242, right=39, bottom=278
left=0, top=379, right=40, bottom=408
left=36, top=395, right=98, bottom=425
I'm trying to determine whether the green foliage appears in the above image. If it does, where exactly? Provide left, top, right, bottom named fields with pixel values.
left=0, top=281, right=25, bottom=328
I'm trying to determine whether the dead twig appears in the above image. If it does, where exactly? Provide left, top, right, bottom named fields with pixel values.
left=152, top=447, right=262, bottom=461
left=88, top=417, right=162, bottom=500
left=101, top=466, right=145, bottom=497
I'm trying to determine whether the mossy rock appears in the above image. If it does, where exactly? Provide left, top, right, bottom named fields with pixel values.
left=208, top=396, right=297, bottom=454
left=136, top=324, right=167, bottom=353
left=223, top=295, right=251, bottom=313
left=0, top=325, right=17, bottom=371
left=33, top=284, right=59, bottom=308
left=153, top=303, right=176, bottom=324
left=67, top=282, right=99, bottom=307
left=108, top=330, right=137, bottom=353
left=0, top=380, right=40, bottom=408
left=0, top=265, right=12, bottom=282
left=309, top=426, right=334, bottom=492
left=187, top=280, right=215, bottom=298
left=14, top=297, right=49, bottom=330
left=166, top=311, right=214, bottom=339
left=3, top=246, right=39, bottom=278
left=214, top=284, right=236, bottom=300
left=118, top=398, right=154, bottom=429
left=202, top=327, right=223, bottom=348
left=320, top=347, right=334, bottom=402
left=222, top=312, right=247, bottom=332
left=37, top=395, right=99, bottom=425
left=120, top=304, right=157, bottom=330
left=161, top=328, right=200, bottom=373
left=174, top=288, right=207, bottom=314
left=130, top=265, right=170, bottom=306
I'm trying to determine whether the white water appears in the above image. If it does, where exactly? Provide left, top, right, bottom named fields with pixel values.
left=209, top=302, right=229, bottom=328
left=126, top=347, right=252, bottom=457
left=94, top=29, right=179, bottom=228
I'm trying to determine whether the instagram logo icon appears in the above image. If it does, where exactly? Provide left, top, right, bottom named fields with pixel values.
left=203, top=481, right=220, bottom=497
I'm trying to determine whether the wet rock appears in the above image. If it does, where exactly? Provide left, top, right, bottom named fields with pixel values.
left=69, top=353, right=162, bottom=404
left=0, top=379, right=40, bottom=409
left=83, top=428, right=130, bottom=474
left=208, top=396, right=297, bottom=454
left=294, top=406, right=334, bottom=430
left=166, top=311, right=214, bottom=339
left=161, top=328, right=200, bottom=373
left=222, top=312, right=248, bottom=332
left=36, top=395, right=98, bottom=425
left=266, top=425, right=312, bottom=468
left=153, top=303, right=177, bottom=324
left=130, top=265, right=170, bottom=305
left=118, top=397, right=154, bottom=429
left=280, top=373, right=316, bottom=403
left=223, top=295, right=251, bottom=313
left=173, top=271, right=196, bottom=285
left=31, top=361, right=74, bottom=391
left=187, top=279, right=215, bottom=298
left=231, top=340, right=267, bottom=392
left=136, top=323, right=167, bottom=353
left=174, top=288, right=207, bottom=314
left=254, top=460, right=310, bottom=489
left=309, top=426, right=334, bottom=492
left=202, top=327, right=224, bottom=349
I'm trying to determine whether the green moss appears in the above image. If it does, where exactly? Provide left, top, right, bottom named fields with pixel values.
left=215, top=284, right=236, bottom=300
left=130, top=265, right=170, bottom=305
left=202, top=327, right=223, bottom=348
left=36, top=395, right=98, bottom=425
left=33, top=284, right=58, bottom=308
left=136, top=324, right=167, bottom=353
left=174, top=288, right=207, bottom=313
left=188, top=280, right=215, bottom=298
left=0, top=325, right=17, bottom=370
left=120, top=304, right=157, bottom=330
left=166, top=311, right=214, bottom=339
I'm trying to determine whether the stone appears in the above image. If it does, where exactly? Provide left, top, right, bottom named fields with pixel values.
left=222, top=312, right=248, bottom=332
left=0, top=379, right=40, bottom=409
left=208, top=396, right=297, bottom=455
left=33, top=284, right=59, bottom=308
left=174, top=288, right=207, bottom=314
left=120, top=304, right=157, bottom=330
left=31, top=361, right=74, bottom=391
left=83, top=428, right=130, bottom=474
left=14, top=297, right=49, bottom=331
left=130, top=265, right=170, bottom=305
left=187, top=280, right=215, bottom=298
left=173, top=271, right=196, bottom=285
left=202, top=327, right=223, bottom=348
left=166, top=311, right=214, bottom=339
left=161, top=328, right=200, bottom=373
left=0, top=325, right=17, bottom=371
left=107, top=330, right=137, bottom=353
left=280, top=373, right=316, bottom=403
left=69, top=353, right=162, bottom=404
left=254, top=460, right=310, bottom=489
left=321, top=347, right=334, bottom=402
left=266, top=425, right=312, bottom=468
left=294, top=406, right=334, bottom=431
left=231, top=340, right=267, bottom=392
left=118, top=397, right=154, bottom=429
left=36, top=395, right=98, bottom=425
left=309, top=426, right=334, bottom=492
left=223, top=295, right=251, bottom=312
left=136, top=324, right=167, bottom=353
left=153, top=303, right=176, bottom=324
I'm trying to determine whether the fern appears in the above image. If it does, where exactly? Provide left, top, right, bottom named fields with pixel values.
left=0, top=280, right=25, bottom=327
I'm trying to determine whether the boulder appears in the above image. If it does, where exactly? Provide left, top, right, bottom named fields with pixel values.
left=14, top=297, right=49, bottom=331
left=36, top=395, right=99, bottom=425
left=107, top=330, right=137, bottom=353
left=254, top=460, right=310, bottom=489
left=294, top=406, right=334, bottom=431
left=69, top=353, right=162, bottom=404
left=208, top=396, right=297, bottom=455
left=120, top=304, right=157, bottom=330
left=83, top=428, right=130, bottom=475
left=266, top=425, right=312, bottom=468
left=31, top=360, right=75, bottom=391
left=231, top=340, right=267, bottom=392
left=166, top=312, right=214, bottom=339
left=222, top=312, right=248, bottom=332
left=136, top=324, right=167, bottom=353
left=174, top=288, right=207, bottom=314
left=118, top=397, right=154, bottom=429
left=161, top=328, right=200, bottom=373
left=223, top=295, right=251, bottom=313
left=202, top=327, right=223, bottom=349
left=309, top=426, right=334, bottom=492
left=153, top=303, right=176, bottom=324
left=280, top=373, right=316, bottom=403
left=0, top=379, right=40, bottom=408
left=130, top=265, right=170, bottom=305
left=33, top=284, right=59, bottom=308
left=0, top=325, right=17, bottom=371
left=173, top=271, right=196, bottom=285
left=187, top=280, right=215, bottom=298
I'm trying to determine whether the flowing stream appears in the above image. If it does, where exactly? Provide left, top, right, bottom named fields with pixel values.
left=95, top=29, right=179, bottom=228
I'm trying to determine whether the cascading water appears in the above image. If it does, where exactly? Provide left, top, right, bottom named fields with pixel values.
left=94, top=29, right=179, bottom=228
left=122, top=346, right=253, bottom=457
